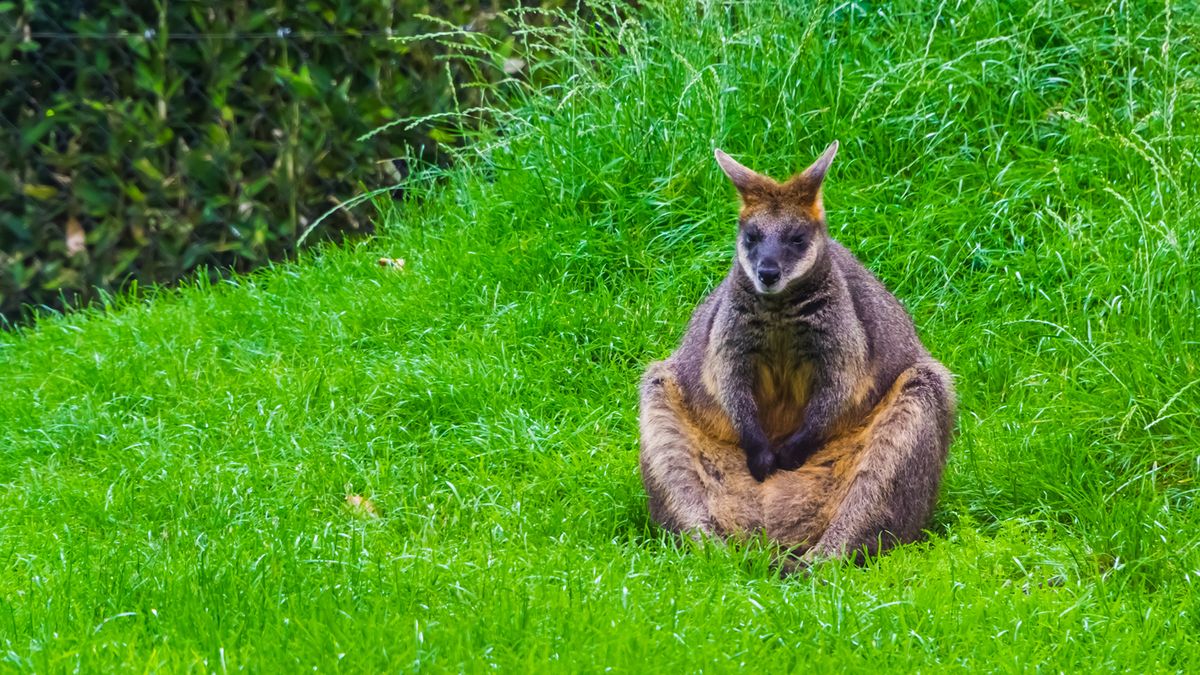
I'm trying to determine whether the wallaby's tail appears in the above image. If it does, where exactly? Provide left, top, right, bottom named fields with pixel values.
left=805, top=359, right=956, bottom=562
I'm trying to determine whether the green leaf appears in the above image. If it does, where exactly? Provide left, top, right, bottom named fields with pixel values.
left=22, top=184, right=58, bottom=201
left=133, top=158, right=165, bottom=182
left=123, top=184, right=147, bottom=203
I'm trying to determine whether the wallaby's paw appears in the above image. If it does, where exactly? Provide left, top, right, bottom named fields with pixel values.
left=746, top=449, right=778, bottom=482
left=775, top=432, right=820, bottom=470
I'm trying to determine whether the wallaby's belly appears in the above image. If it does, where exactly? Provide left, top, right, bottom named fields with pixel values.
left=640, top=357, right=947, bottom=550
left=651, top=359, right=857, bottom=547
left=672, top=379, right=859, bottom=547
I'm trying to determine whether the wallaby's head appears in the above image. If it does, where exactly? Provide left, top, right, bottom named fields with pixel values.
left=714, top=142, right=838, bottom=295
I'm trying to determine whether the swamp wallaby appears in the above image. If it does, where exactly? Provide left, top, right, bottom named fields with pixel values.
left=638, top=142, right=955, bottom=563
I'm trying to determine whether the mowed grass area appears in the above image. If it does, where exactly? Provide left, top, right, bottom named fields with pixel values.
left=3, top=0, right=1200, bottom=670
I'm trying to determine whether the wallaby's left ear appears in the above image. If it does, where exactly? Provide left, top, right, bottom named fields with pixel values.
left=715, top=148, right=775, bottom=202
left=786, top=141, right=839, bottom=218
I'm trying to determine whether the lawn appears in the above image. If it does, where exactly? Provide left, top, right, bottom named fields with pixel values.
left=3, top=0, right=1200, bottom=671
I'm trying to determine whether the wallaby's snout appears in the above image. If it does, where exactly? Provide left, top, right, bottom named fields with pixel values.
left=756, top=260, right=781, bottom=287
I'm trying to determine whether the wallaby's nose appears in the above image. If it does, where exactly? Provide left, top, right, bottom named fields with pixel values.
left=758, top=264, right=781, bottom=287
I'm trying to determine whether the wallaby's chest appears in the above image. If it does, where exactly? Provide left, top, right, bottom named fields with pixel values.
left=753, top=329, right=813, bottom=438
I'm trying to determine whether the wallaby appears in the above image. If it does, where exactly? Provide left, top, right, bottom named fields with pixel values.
left=638, top=142, right=955, bottom=565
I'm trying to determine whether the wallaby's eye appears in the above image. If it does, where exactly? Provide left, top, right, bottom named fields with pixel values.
left=789, top=234, right=807, bottom=247
left=744, top=230, right=762, bottom=245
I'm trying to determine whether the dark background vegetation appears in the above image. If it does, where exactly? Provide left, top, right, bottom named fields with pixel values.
left=0, top=0, right=564, bottom=323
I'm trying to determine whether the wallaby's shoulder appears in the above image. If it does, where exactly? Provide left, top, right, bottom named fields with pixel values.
left=677, top=275, right=727, bottom=343
left=827, top=237, right=924, bottom=365
left=667, top=275, right=726, bottom=387
left=826, top=238, right=886, bottom=296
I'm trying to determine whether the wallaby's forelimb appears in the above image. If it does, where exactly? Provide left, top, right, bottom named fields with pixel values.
left=775, top=349, right=864, bottom=469
left=710, top=346, right=775, bottom=482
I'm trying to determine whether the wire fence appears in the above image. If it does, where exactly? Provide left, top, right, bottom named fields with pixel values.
left=0, top=1, right=526, bottom=321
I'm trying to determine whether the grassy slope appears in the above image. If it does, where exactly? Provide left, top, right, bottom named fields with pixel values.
left=3, top=0, right=1200, bottom=670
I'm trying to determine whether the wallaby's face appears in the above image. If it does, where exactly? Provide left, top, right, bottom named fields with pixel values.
left=715, top=142, right=838, bottom=295
left=736, top=208, right=825, bottom=295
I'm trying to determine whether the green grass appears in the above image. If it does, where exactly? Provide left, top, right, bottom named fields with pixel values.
left=3, top=0, right=1200, bottom=670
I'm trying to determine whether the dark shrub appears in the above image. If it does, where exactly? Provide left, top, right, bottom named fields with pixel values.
left=0, top=1, right=548, bottom=321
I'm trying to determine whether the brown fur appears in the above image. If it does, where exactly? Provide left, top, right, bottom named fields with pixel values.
left=638, top=144, right=956, bottom=566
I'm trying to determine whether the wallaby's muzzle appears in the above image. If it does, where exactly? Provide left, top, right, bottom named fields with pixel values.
left=757, top=261, right=781, bottom=287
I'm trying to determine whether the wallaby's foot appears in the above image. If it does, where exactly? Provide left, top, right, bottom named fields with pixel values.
left=682, top=527, right=726, bottom=548
left=775, top=554, right=808, bottom=578
left=798, top=545, right=836, bottom=566
left=775, top=547, right=833, bottom=578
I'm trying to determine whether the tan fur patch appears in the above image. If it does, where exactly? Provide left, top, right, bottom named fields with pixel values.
left=806, top=192, right=825, bottom=222
left=756, top=358, right=813, bottom=441
left=739, top=199, right=818, bottom=226
left=851, top=372, right=876, bottom=408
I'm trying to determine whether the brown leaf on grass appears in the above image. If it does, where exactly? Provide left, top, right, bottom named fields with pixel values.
left=66, top=217, right=86, bottom=257
left=377, top=257, right=406, bottom=270
left=346, top=494, right=381, bottom=518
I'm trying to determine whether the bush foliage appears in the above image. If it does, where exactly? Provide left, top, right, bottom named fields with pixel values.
left=0, top=1, right=548, bottom=321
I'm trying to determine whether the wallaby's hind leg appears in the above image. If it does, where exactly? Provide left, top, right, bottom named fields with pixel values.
left=804, top=360, right=956, bottom=563
left=638, top=361, right=720, bottom=538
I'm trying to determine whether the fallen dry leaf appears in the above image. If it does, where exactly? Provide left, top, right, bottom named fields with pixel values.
left=502, top=58, right=526, bottom=75
left=377, top=257, right=406, bottom=271
left=66, top=217, right=86, bottom=257
left=346, top=494, right=380, bottom=518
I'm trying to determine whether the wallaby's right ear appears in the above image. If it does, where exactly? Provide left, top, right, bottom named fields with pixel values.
left=715, top=148, right=774, bottom=202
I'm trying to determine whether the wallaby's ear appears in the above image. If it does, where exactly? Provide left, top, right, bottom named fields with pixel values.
left=785, top=141, right=839, bottom=219
left=715, top=148, right=774, bottom=202
left=790, top=141, right=838, bottom=192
